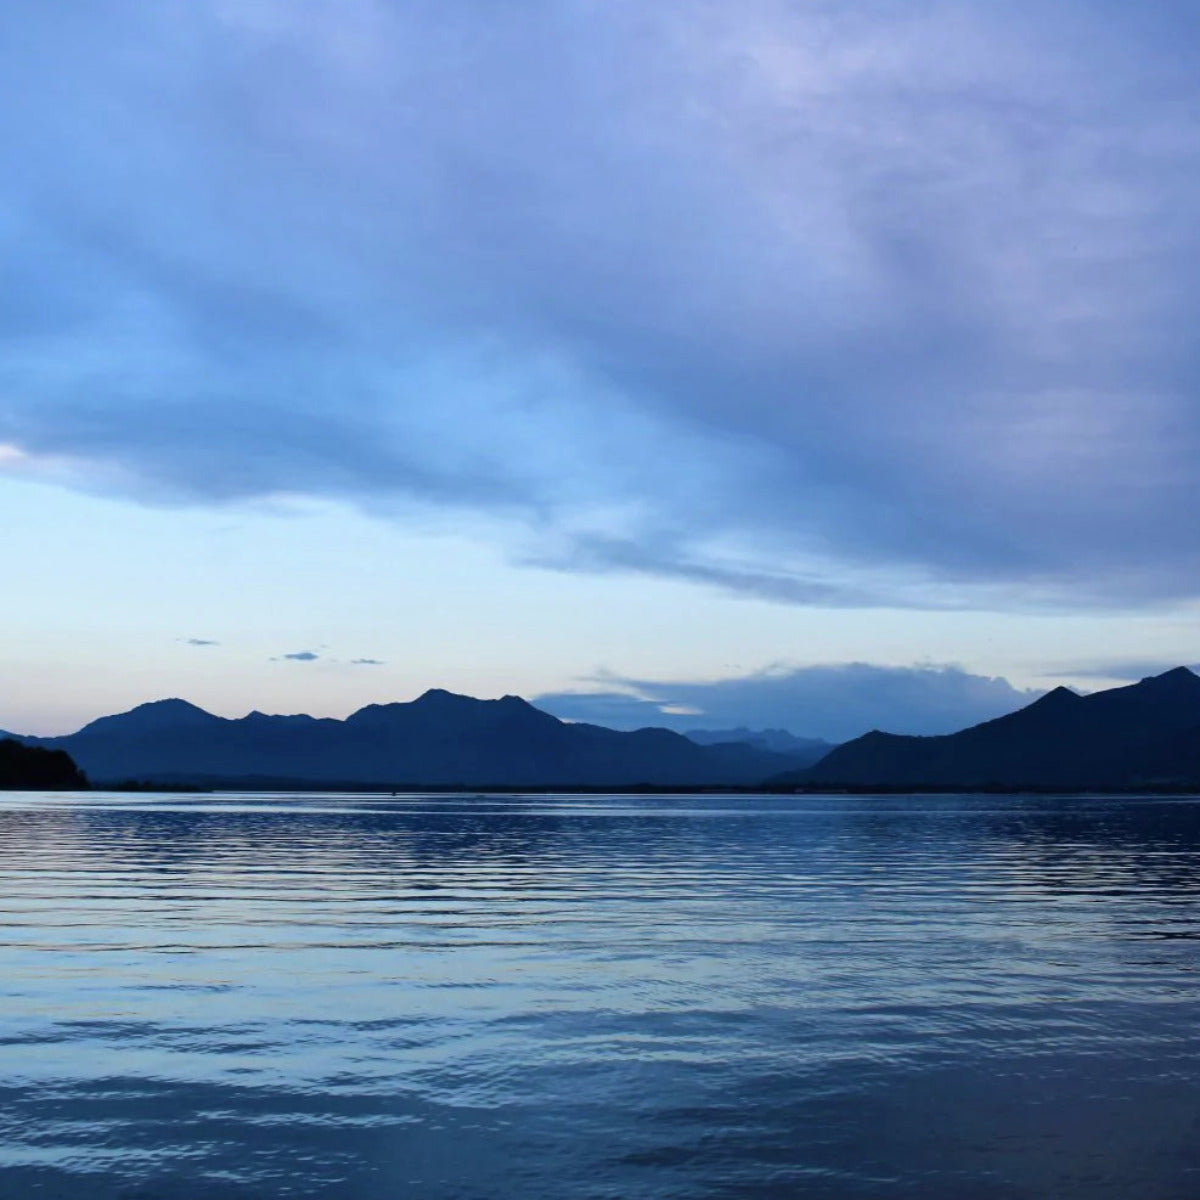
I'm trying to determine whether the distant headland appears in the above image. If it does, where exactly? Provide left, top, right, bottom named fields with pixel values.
left=0, top=739, right=87, bottom=790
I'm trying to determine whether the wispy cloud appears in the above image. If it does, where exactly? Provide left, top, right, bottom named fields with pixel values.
left=351, top=658, right=385, bottom=666
left=1045, top=660, right=1199, bottom=682
left=280, top=651, right=319, bottom=663
left=183, top=638, right=219, bottom=647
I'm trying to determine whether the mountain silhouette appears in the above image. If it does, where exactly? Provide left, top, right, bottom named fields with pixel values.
left=8, top=690, right=804, bottom=788
left=0, top=738, right=87, bottom=789
left=685, top=727, right=834, bottom=765
left=790, top=667, right=1200, bottom=789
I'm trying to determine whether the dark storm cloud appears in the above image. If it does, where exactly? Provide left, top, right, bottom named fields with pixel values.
left=4, top=1, right=1200, bottom=607
left=537, top=663, right=1042, bottom=742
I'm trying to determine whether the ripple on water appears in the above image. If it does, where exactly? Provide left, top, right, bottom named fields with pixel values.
left=2, top=791, right=1200, bottom=1198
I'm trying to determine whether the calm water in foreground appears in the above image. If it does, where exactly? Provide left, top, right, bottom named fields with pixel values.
left=2, top=791, right=1200, bottom=1199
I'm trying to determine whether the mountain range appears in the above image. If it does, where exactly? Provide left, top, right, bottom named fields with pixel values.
left=1, top=690, right=806, bottom=788
left=6, top=667, right=1200, bottom=792
left=789, top=666, right=1200, bottom=790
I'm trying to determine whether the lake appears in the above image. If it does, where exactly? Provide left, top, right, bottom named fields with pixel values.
left=2, top=791, right=1199, bottom=1199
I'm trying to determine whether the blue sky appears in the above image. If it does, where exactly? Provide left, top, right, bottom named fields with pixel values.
left=2, top=0, right=1198, bottom=736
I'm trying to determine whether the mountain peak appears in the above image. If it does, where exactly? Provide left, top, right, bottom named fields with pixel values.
left=76, top=698, right=219, bottom=736
left=409, top=689, right=544, bottom=714
left=1137, top=665, right=1200, bottom=689
left=137, top=697, right=211, bottom=714
left=803, top=666, right=1200, bottom=789
left=412, top=688, right=472, bottom=706
left=1026, top=685, right=1081, bottom=709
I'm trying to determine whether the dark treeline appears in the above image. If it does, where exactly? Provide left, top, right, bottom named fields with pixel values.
left=0, top=739, right=88, bottom=790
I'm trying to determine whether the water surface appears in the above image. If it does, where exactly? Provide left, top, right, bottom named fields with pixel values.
left=2, top=791, right=1199, bottom=1198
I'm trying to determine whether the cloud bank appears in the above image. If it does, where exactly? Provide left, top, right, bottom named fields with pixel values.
left=4, top=1, right=1200, bottom=606
left=537, top=663, right=1042, bottom=742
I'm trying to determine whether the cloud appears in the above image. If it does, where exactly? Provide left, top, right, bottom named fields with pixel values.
left=183, top=637, right=219, bottom=647
left=280, top=651, right=319, bottom=662
left=4, top=2, right=1200, bottom=607
left=351, top=658, right=385, bottom=666
left=536, top=663, right=1043, bottom=742
left=1048, top=660, right=1200, bottom=682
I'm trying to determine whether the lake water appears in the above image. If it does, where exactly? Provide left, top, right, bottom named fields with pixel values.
left=2, top=791, right=1200, bottom=1199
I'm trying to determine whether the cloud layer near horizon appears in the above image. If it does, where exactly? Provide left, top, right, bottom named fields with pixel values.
left=4, top=1, right=1200, bottom=607
left=537, top=663, right=1042, bottom=742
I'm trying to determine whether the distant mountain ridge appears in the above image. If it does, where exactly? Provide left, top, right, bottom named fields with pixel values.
left=10, top=668, right=1200, bottom=792
left=685, top=727, right=834, bottom=765
left=790, top=667, right=1200, bottom=790
left=4, top=690, right=806, bottom=788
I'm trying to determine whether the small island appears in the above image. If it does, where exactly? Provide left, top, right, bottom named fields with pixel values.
left=0, top=738, right=87, bottom=790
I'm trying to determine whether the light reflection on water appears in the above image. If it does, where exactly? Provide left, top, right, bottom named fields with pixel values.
left=2, top=791, right=1200, bottom=1198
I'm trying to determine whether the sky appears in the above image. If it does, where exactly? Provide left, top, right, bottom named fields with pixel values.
left=2, top=0, right=1198, bottom=738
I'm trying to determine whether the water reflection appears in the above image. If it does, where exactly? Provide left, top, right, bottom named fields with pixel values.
left=2, top=792, right=1199, bottom=1198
